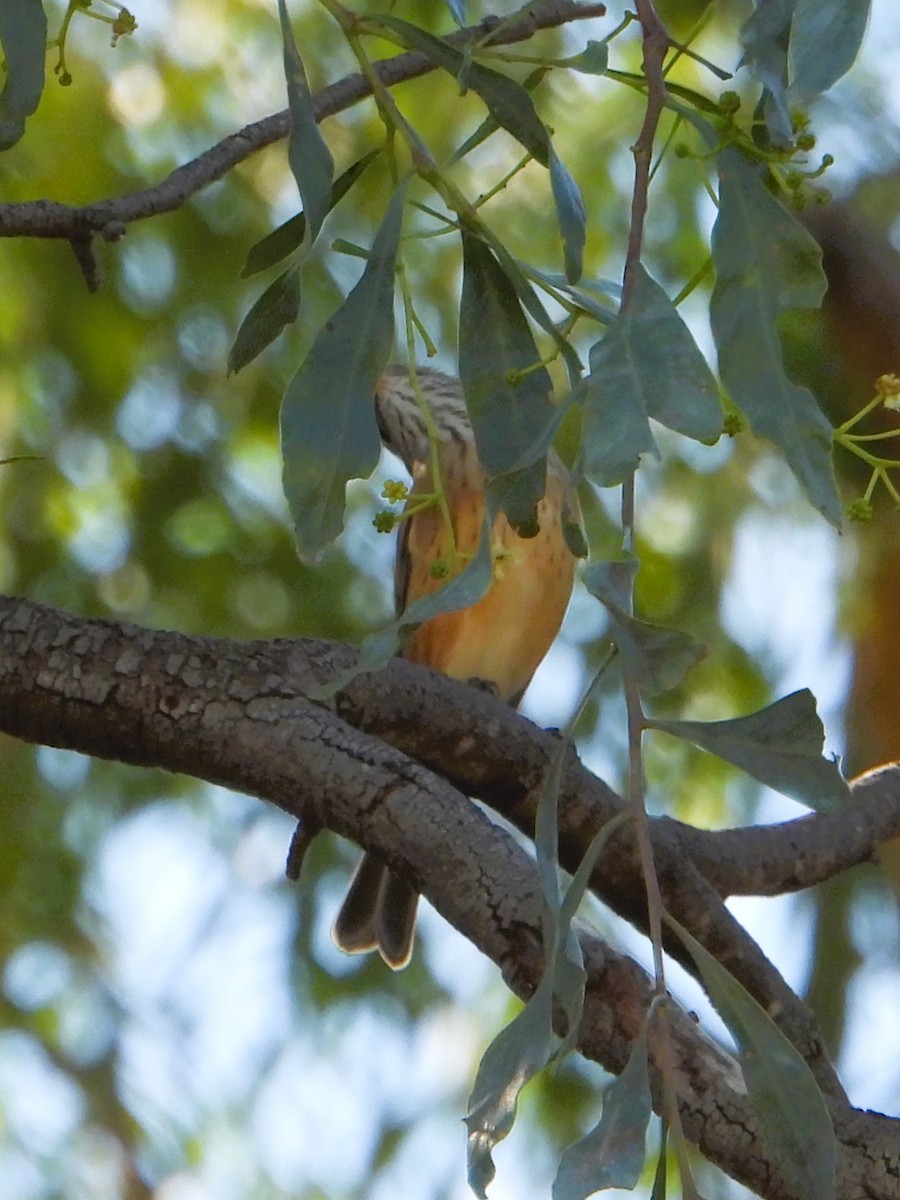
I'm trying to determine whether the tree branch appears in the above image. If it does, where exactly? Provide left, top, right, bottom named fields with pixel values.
left=0, top=1, right=606, bottom=243
left=0, top=593, right=897, bottom=1199
left=3, top=592, right=891, bottom=1095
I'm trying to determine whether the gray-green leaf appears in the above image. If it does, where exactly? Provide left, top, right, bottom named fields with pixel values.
left=564, top=40, right=609, bottom=76
left=376, top=15, right=550, bottom=164
left=459, top=226, right=553, bottom=525
left=580, top=264, right=722, bottom=486
left=0, top=0, right=46, bottom=151
left=228, top=266, right=300, bottom=375
left=739, top=0, right=795, bottom=144
left=549, top=146, right=586, bottom=284
left=583, top=561, right=706, bottom=695
left=553, top=1021, right=652, bottom=1199
left=647, top=689, right=849, bottom=811
left=466, top=979, right=559, bottom=1198
left=241, top=149, right=379, bottom=277
left=788, top=0, right=871, bottom=101
left=277, top=0, right=334, bottom=248
left=309, top=520, right=495, bottom=700
left=280, top=184, right=406, bottom=562
left=668, top=917, right=836, bottom=1200
left=375, top=16, right=585, bottom=285
left=710, top=149, right=840, bottom=525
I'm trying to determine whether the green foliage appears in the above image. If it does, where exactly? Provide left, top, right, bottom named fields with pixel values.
left=281, top=183, right=405, bottom=562
left=228, top=263, right=301, bottom=375
left=710, top=149, right=839, bottom=525
left=584, top=561, right=707, bottom=696
left=0, top=0, right=46, bottom=149
left=648, top=689, right=851, bottom=811
left=0, top=0, right=889, bottom=1197
left=580, top=263, right=722, bottom=487
left=240, top=149, right=380, bottom=277
left=553, top=1016, right=653, bottom=1199
left=670, top=918, right=837, bottom=1200
left=277, top=0, right=334, bottom=247
left=459, top=226, right=551, bottom=528
left=466, top=735, right=627, bottom=1196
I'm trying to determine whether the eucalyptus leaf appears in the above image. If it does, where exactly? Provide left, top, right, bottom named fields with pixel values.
left=483, top=233, right=584, bottom=385
left=647, top=689, right=849, bottom=811
left=0, top=0, right=46, bottom=151
left=553, top=1020, right=652, bottom=1199
left=620, top=265, right=722, bottom=441
left=308, top=521, right=495, bottom=699
left=241, top=149, right=379, bottom=277
left=668, top=917, right=836, bottom=1200
left=442, top=0, right=466, bottom=25
left=583, top=562, right=706, bottom=695
left=564, top=40, right=609, bottom=76
left=376, top=15, right=585, bottom=286
left=738, top=0, right=795, bottom=143
left=710, top=150, right=840, bottom=525
left=376, top=15, right=550, bottom=164
left=788, top=0, right=871, bottom=101
left=459, top=226, right=553, bottom=523
left=277, top=0, right=334, bottom=248
left=466, top=977, right=559, bottom=1198
left=467, top=802, right=628, bottom=1196
left=280, top=184, right=406, bottom=563
left=519, top=264, right=618, bottom=324
left=228, top=266, right=300, bottom=375
left=579, top=264, right=722, bottom=487
left=549, top=147, right=586, bottom=284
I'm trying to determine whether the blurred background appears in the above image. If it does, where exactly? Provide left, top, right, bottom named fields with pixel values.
left=1, top=1, right=899, bottom=1197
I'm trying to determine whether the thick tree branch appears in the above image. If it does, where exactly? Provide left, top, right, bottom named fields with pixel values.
left=1, top=595, right=892, bottom=1092
left=2, top=593, right=894, bottom=1093
left=0, top=593, right=897, bottom=1198
left=0, top=1, right=606, bottom=243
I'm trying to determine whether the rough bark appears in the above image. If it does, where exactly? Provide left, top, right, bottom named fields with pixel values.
left=1, top=593, right=898, bottom=1200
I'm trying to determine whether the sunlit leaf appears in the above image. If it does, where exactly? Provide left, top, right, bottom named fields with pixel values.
left=241, top=149, right=379, bottom=277
left=584, top=562, right=706, bottom=694
left=710, top=150, right=839, bottom=525
left=228, top=266, right=300, bottom=375
left=277, top=0, right=334, bottom=248
left=647, top=689, right=849, bottom=811
left=553, top=1020, right=652, bottom=1198
left=0, top=0, right=46, bottom=151
left=668, top=917, right=836, bottom=1200
left=564, top=40, right=610, bottom=75
left=788, top=0, right=871, bottom=100
left=281, top=184, right=406, bottom=562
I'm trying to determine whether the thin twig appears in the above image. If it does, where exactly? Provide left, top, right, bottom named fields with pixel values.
left=0, top=1, right=606, bottom=241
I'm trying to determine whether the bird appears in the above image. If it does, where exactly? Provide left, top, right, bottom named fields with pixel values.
left=332, top=364, right=582, bottom=969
